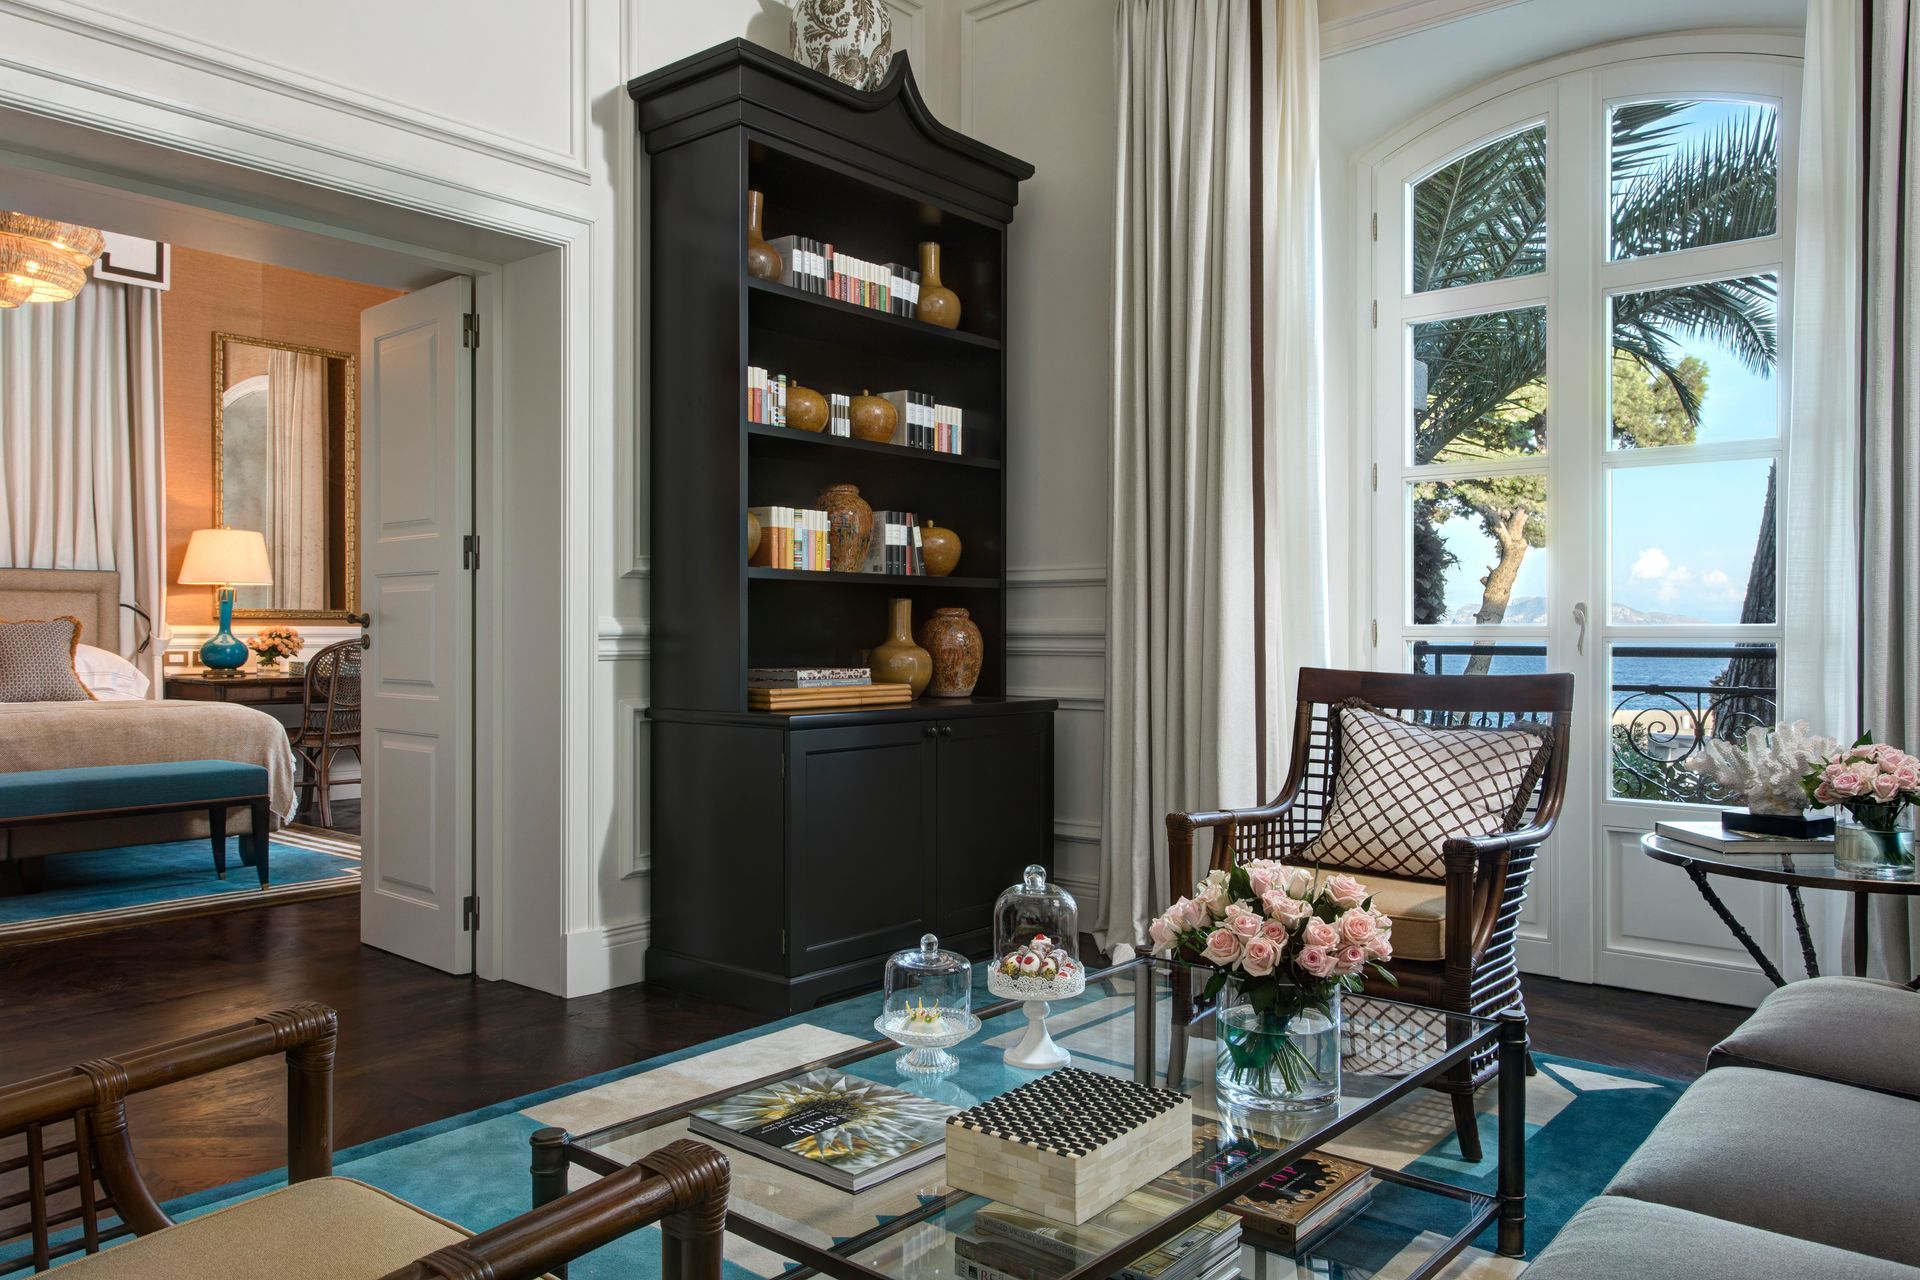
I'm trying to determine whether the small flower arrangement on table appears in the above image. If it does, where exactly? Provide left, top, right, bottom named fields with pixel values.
left=1802, top=736, right=1920, bottom=876
left=1148, top=861, right=1394, bottom=1109
left=247, top=626, right=305, bottom=671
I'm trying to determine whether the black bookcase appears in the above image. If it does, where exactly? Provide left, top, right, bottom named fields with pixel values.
left=629, top=42, right=1055, bottom=1013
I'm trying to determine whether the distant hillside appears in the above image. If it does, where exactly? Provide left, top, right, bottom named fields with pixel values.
left=1444, top=597, right=1706, bottom=625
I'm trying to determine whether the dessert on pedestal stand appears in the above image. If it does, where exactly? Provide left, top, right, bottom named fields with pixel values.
left=874, top=934, right=979, bottom=1075
left=986, top=866, right=1084, bottom=1070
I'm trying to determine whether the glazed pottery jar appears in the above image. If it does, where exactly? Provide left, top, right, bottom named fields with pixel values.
left=871, top=597, right=931, bottom=697
left=790, top=0, right=893, bottom=90
left=746, top=510, right=762, bottom=562
left=915, top=241, right=961, bottom=329
left=746, top=189, right=782, bottom=281
left=919, top=520, right=961, bottom=577
left=787, top=384, right=828, bottom=432
left=818, top=484, right=873, bottom=572
left=849, top=389, right=897, bottom=443
left=920, top=607, right=982, bottom=697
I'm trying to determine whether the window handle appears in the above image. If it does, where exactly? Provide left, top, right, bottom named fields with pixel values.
left=1572, top=602, right=1588, bottom=656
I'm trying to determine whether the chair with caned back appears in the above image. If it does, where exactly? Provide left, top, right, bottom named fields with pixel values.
left=1165, top=666, right=1573, bottom=1161
left=289, top=639, right=362, bottom=829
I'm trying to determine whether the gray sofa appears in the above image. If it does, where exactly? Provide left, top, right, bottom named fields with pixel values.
left=1525, top=976, right=1920, bottom=1279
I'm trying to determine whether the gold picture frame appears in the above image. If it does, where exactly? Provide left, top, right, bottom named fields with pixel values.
left=211, top=332, right=359, bottom=622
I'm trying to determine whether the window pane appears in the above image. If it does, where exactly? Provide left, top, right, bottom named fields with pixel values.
left=1409, top=640, right=1547, bottom=676
left=1410, top=476, right=1547, bottom=625
left=1610, top=458, right=1776, bottom=624
left=1411, top=124, right=1546, bottom=293
left=1610, top=274, right=1778, bottom=449
left=1609, top=641, right=1777, bottom=803
left=1610, top=100, right=1778, bottom=261
left=1412, top=306, right=1547, bottom=464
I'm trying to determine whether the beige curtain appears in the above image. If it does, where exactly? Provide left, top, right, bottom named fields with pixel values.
left=1100, top=0, right=1327, bottom=951
left=0, top=280, right=168, bottom=686
left=266, top=349, right=328, bottom=610
left=1860, top=0, right=1920, bottom=980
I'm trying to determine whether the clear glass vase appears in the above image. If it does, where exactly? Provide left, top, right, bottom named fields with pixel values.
left=1834, top=812, right=1916, bottom=880
left=1214, top=985, right=1341, bottom=1112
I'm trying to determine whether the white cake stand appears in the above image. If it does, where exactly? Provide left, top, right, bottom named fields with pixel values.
left=874, top=1008, right=981, bottom=1074
left=987, top=971, right=1085, bottom=1069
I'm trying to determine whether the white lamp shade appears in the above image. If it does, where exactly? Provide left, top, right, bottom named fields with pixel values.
left=179, top=527, right=273, bottom=587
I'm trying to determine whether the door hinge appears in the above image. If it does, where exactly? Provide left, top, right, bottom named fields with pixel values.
left=1371, top=463, right=1379, bottom=491
left=462, top=313, right=479, bottom=349
left=1371, top=300, right=1379, bottom=329
left=1370, top=211, right=1379, bottom=242
left=781, top=928, right=788, bottom=956
left=1370, top=620, right=1379, bottom=648
left=463, top=534, right=479, bottom=571
left=462, top=894, right=479, bottom=933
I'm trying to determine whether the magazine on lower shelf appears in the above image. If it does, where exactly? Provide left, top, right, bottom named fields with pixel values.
left=688, top=1069, right=956, bottom=1193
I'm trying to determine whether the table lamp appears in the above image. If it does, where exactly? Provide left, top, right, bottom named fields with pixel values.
left=179, top=527, right=272, bottom=675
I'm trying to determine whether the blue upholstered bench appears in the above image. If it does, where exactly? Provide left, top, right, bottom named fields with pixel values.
left=0, top=761, right=272, bottom=887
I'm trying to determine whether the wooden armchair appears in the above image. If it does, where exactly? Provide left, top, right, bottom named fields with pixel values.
left=0, top=1005, right=728, bottom=1280
left=290, top=639, right=363, bottom=829
left=1166, top=666, right=1572, bottom=1161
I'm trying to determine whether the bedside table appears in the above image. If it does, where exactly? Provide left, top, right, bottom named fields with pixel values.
left=164, top=671, right=306, bottom=706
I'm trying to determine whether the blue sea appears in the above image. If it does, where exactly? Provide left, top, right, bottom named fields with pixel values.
left=1415, top=649, right=1773, bottom=710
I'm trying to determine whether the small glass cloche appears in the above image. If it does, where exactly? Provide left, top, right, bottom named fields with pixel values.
left=874, top=933, right=980, bottom=1074
left=988, top=865, right=1084, bottom=1001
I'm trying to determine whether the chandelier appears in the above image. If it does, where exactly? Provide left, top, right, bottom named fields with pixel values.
left=0, top=212, right=106, bottom=308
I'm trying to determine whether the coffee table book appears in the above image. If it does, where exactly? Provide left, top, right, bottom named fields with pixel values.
left=687, top=1069, right=955, bottom=1193
left=1654, top=819, right=1833, bottom=856
left=1221, top=1151, right=1374, bottom=1252
left=944, top=1068, right=1193, bottom=1225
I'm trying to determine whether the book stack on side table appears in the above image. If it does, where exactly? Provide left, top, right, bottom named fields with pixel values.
left=748, top=667, right=912, bottom=712
left=1654, top=819, right=1835, bottom=856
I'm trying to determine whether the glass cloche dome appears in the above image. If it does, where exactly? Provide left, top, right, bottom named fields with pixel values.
left=874, top=933, right=979, bottom=1074
left=987, top=865, right=1084, bottom=1001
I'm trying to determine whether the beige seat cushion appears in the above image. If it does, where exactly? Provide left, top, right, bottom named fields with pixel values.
left=1360, top=874, right=1446, bottom=961
left=50, top=1176, right=468, bottom=1278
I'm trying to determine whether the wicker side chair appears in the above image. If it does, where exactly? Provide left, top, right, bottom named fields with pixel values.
left=1165, top=666, right=1573, bottom=1161
left=0, top=1005, right=729, bottom=1280
left=290, top=638, right=363, bottom=829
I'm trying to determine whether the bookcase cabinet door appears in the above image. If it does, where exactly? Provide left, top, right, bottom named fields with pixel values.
left=933, top=712, right=1054, bottom=943
left=786, top=722, right=938, bottom=974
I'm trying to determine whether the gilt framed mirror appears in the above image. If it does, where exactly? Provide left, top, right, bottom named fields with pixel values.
left=212, top=332, right=358, bottom=620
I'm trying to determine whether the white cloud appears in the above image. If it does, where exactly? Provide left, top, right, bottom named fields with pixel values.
left=1630, top=547, right=1671, bottom=581
left=1622, top=548, right=1747, bottom=608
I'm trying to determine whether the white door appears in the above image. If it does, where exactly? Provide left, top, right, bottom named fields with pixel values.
left=359, top=276, right=474, bottom=974
left=1366, top=51, right=1801, bottom=1005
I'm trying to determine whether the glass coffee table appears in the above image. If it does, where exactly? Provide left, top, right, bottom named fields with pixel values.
left=531, top=958, right=1526, bottom=1280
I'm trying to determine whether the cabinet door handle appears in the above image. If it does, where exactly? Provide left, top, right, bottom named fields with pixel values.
left=924, top=725, right=938, bottom=738
left=939, top=725, right=952, bottom=738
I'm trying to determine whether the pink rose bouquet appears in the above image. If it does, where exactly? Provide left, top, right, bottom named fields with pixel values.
left=1803, top=735, right=1920, bottom=868
left=247, top=626, right=305, bottom=665
left=1147, top=858, right=1394, bottom=1095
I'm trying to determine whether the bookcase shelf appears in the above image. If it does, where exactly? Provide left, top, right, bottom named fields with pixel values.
left=746, top=421, right=1003, bottom=470
left=747, top=567, right=1000, bottom=589
left=747, top=277, right=1004, bottom=352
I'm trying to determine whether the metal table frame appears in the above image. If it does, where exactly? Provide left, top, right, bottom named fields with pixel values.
left=528, top=958, right=1528, bottom=1280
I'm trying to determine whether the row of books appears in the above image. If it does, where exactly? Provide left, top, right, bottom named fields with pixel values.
left=743, top=368, right=968, bottom=455
left=1655, top=819, right=1834, bottom=855
left=767, top=235, right=923, bottom=317
left=747, top=506, right=831, bottom=571
left=745, top=667, right=914, bottom=710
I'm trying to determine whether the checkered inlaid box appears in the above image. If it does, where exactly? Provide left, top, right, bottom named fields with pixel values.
left=943, top=1068, right=1193, bottom=1224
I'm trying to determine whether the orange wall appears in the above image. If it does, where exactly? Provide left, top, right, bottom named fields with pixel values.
left=163, top=246, right=403, bottom=627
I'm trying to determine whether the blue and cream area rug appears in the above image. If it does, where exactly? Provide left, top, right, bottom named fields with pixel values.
left=0, top=827, right=358, bottom=945
left=152, top=969, right=1683, bottom=1280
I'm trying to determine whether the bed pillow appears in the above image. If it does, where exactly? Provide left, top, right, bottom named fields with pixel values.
left=1299, top=699, right=1549, bottom=879
left=0, top=616, right=95, bottom=703
left=75, top=642, right=150, bottom=701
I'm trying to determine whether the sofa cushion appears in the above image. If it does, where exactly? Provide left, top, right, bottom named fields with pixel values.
left=0, top=616, right=92, bottom=703
left=0, top=761, right=270, bottom=820
left=1524, top=1196, right=1920, bottom=1280
left=47, top=1176, right=469, bottom=1277
left=1605, top=1066, right=1920, bottom=1266
left=1300, top=702, right=1548, bottom=878
left=1355, top=874, right=1446, bottom=961
left=1710, top=976, right=1920, bottom=1099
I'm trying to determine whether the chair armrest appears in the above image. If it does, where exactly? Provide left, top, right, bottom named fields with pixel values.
left=1440, top=820, right=1556, bottom=866
left=382, top=1139, right=730, bottom=1280
left=1437, top=822, right=1555, bottom=973
left=1165, top=790, right=1304, bottom=901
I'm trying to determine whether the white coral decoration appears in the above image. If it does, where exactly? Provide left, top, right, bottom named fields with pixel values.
left=1683, top=721, right=1839, bottom=815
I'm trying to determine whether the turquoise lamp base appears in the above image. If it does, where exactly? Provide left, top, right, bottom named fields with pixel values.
left=200, top=587, right=249, bottom=674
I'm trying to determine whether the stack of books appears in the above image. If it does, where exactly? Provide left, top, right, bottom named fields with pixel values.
left=864, top=511, right=927, bottom=575
left=1654, top=820, right=1834, bottom=856
left=965, top=1191, right=1241, bottom=1280
left=746, top=367, right=791, bottom=427
left=878, top=390, right=965, bottom=454
left=747, top=506, right=831, bottom=571
left=746, top=667, right=913, bottom=711
left=1222, top=1152, right=1374, bottom=1255
left=768, top=236, right=923, bottom=317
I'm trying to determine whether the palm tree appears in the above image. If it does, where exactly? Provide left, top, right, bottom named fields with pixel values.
left=1410, top=103, right=1779, bottom=669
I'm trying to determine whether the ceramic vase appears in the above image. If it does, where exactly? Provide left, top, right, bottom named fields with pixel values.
left=871, top=597, right=931, bottom=697
left=746, top=510, right=762, bottom=562
left=919, top=521, right=961, bottom=577
left=787, top=384, right=829, bottom=433
left=790, top=0, right=894, bottom=91
left=915, top=241, right=961, bottom=329
left=746, top=189, right=782, bottom=281
left=850, top=389, right=897, bottom=443
left=1215, top=984, right=1341, bottom=1112
left=818, top=483, right=873, bottom=573
left=919, top=607, right=982, bottom=697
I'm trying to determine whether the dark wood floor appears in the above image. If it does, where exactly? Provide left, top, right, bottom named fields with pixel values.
left=0, top=895, right=1747, bottom=1202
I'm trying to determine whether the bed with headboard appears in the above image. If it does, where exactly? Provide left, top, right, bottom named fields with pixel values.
left=0, top=568, right=297, bottom=864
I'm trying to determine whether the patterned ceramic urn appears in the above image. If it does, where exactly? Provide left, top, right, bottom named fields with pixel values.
left=920, top=607, right=982, bottom=698
left=790, top=0, right=894, bottom=91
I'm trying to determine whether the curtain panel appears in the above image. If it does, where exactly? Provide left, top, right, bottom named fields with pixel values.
left=1100, top=0, right=1327, bottom=950
left=266, top=348, right=329, bottom=610
left=0, top=280, right=167, bottom=685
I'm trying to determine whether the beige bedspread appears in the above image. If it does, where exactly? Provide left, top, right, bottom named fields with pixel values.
left=0, top=700, right=298, bottom=858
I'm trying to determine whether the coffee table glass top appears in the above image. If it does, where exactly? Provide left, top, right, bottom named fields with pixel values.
left=569, top=960, right=1502, bottom=1280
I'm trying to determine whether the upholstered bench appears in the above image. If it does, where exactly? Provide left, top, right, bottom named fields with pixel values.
left=0, top=760, right=272, bottom=887
left=1707, top=975, right=1920, bottom=1099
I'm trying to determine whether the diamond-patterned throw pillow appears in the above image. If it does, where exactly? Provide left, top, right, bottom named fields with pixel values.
left=0, top=616, right=95, bottom=703
left=1299, top=700, right=1548, bottom=879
